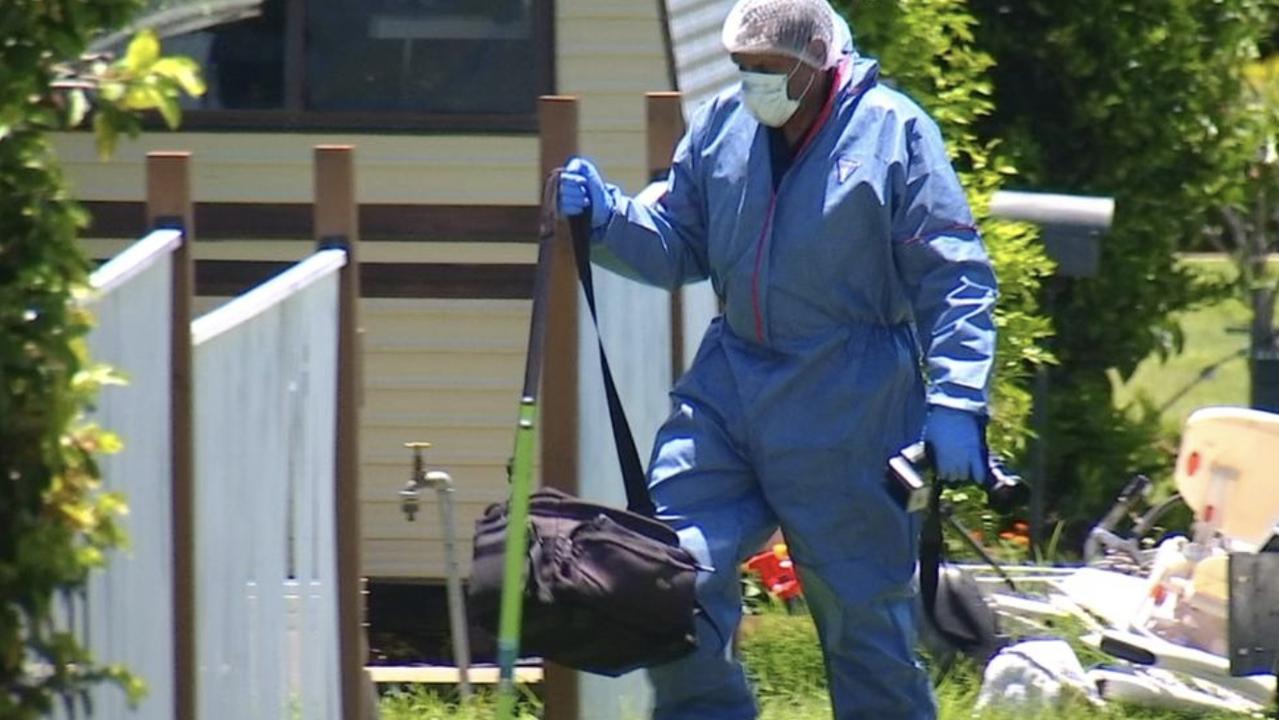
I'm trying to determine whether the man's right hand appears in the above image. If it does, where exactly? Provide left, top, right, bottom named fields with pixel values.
left=558, top=157, right=613, bottom=230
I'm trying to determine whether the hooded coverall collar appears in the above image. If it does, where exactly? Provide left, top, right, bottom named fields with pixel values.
left=757, top=55, right=882, bottom=191
left=766, top=55, right=879, bottom=187
left=801, top=54, right=880, bottom=150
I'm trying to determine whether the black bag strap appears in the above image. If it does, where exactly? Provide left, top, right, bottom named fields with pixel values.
left=918, top=437, right=1014, bottom=654
left=567, top=213, right=656, bottom=517
left=523, top=173, right=559, bottom=404
left=921, top=481, right=1000, bottom=659
left=530, top=171, right=656, bottom=517
left=919, top=482, right=966, bottom=642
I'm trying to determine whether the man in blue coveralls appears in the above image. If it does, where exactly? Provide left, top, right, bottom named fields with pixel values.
left=558, top=0, right=998, bottom=717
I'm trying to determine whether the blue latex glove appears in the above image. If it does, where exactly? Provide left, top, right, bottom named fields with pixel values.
left=558, top=157, right=613, bottom=231
left=923, top=405, right=985, bottom=485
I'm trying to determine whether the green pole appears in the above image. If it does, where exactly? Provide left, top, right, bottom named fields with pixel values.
left=494, top=399, right=537, bottom=719
left=494, top=181, right=558, bottom=718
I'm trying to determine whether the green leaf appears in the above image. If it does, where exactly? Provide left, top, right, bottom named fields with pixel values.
left=96, top=431, right=124, bottom=456
left=66, top=90, right=89, bottom=128
left=152, top=90, right=181, bottom=129
left=76, top=363, right=128, bottom=390
left=100, top=80, right=125, bottom=103
left=123, top=672, right=148, bottom=704
left=98, top=491, right=129, bottom=517
left=76, top=545, right=104, bottom=568
left=122, top=29, right=161, bottom=73
left=93, top=111, right=118, bottom=159
left=152, top=57, right=206, bottom=98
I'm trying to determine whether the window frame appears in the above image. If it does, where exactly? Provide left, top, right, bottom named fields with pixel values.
left=166, top=0, right=554, bottom=133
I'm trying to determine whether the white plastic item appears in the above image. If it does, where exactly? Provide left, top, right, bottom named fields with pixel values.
left=1089, top=665, right=1264, bottom=715
left=1055, top=567, right=1150, bottom=630
left=1174, top=407, right=1279, bottom=550
left=1091, top=629, right=1276, bottom=707
left=1177, top=553, right=1229, bottom=655
left=975, top=639, right=1103, bottom=712
left=1133, top=536, right=1191, bottom=628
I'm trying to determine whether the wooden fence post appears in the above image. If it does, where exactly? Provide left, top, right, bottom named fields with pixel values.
left=146, top=151, right=195, bottom=720
left=314, top=145, right=366, bottom=720
left=646, top=92, right=687, bottom=380
left=538, top=95, right=581, bottom=720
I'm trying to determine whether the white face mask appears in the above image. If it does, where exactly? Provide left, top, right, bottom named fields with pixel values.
left=740, top=60, right=815, bottom=127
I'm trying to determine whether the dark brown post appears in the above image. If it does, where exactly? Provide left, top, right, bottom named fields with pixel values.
left=146, top=152, right=195, bottom=720
left=314, top=145, right=365, bottom=720
left=538, top=96, right=581, bottom=720
left=646, top=92, right=687, bottom=380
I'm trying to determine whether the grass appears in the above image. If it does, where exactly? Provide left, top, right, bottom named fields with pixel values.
left=741, top=612, right=1239, bottom=720
left=378, top=685, right=539, bottom=720
left=377, top=611, right=1248, bottom=719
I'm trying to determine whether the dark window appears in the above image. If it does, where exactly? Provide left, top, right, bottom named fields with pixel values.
left=105, top=0, right=552, bottom=131
left=307, top=0, right=538, bottom=115
left=202, top=0, right=287, bottom=110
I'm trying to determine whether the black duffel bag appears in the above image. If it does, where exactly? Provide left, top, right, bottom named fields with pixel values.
left=466, top=180, right=702, bottom=677
left=468, top=488, right=701, bottom=675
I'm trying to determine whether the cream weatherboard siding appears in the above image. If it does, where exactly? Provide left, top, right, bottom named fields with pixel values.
left=55, top=0, right=682, bottom=582
left=558, top=0, right=672, bottom=193
left=53, top=132, right=538, bottom=206
left=358, top=298, right=534, bottom=579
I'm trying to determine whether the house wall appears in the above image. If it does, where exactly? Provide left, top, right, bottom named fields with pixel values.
left=55, top=0, right=678, bottom=582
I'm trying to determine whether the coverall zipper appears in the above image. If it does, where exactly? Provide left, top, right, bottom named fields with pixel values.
left=748, top=63, right=849, bottom=345
left=750, top=196, right=779, bottom=343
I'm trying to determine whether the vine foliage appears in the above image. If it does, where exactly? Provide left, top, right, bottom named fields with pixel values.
left=1, top=2, right=202, bottom=715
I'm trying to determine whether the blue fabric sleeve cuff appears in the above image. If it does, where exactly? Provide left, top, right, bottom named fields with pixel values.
left=925, top=392, right=988, bottom=418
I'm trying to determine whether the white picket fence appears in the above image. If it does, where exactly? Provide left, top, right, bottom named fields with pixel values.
left=82, top=229, right=181, bottom=720
left=190, top=250, right=345, bottom=720
left=78, top=231, right=347, bottom=720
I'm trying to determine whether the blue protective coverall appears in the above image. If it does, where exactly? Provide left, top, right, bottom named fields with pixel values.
left=590, top=54, right=997, bottom=719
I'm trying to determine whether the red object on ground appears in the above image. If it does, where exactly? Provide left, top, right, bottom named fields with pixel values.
left=744, top=544, right=804, bottom=601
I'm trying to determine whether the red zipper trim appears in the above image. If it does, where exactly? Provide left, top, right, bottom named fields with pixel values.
left=748, top=61, right=850, bottom=345
left=793, top=61, right=847, bottom=159
left=751, top=194, right=779, bottom=342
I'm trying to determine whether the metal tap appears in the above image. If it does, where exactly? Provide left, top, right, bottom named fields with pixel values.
left=400, top=442, right=432, bottom=521
left=398, top=441, right=472, bottom=699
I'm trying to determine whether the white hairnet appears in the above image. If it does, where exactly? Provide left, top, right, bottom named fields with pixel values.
left=829, top=6, right=853, bottom=60
left=722, top=0, right=852, bottom=70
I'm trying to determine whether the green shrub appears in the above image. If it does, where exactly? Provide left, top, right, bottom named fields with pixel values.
left=1, top=3, right=201, bottom=716
left=963, top=0, right=1277, bottom=529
